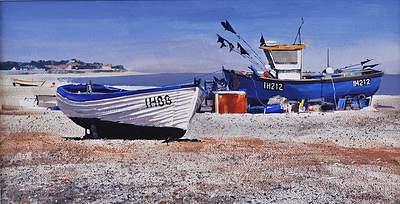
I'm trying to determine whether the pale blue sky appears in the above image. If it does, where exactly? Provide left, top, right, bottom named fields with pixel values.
left=1, top=0, right=399, bottom=73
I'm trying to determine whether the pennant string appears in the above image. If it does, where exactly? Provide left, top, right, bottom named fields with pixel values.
left=220, top=20, right=266, bottom=68
left=216, top=33, right=263, bottom=70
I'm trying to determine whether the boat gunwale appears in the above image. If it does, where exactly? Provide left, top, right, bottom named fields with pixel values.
left=13, top=78, right=46, bottom=86
left=57, top=83, right=205, bottom=102
left=13, top=78, right=46, bottom=83
left=223, top=68, right=384, bottom=84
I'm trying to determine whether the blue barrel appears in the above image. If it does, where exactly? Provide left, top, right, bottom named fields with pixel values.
left=359, top=98, right=367, bottom=109
left=337, top=98, right=346, bottom=110
left=351, top=97, right=360, bottom=110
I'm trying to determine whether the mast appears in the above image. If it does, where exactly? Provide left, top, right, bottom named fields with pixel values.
left=293, top=17, right=304, bottom=45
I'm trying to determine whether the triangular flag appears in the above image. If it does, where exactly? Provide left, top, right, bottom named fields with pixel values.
left=221, top=20, right=237, bottom=34
left=260, top=34, right=266, bottom=46
left=237, top=43, right=249, bottom=55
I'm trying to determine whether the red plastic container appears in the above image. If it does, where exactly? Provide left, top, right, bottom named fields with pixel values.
left=214, top=91, right=247, bottom=113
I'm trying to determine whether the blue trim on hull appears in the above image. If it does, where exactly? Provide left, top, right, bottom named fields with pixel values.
left=223, top=69, right=383, bottom=105
left=57, top=83, right=205, bottom=102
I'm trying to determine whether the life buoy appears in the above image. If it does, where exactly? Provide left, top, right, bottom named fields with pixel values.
left=263, top=71, right=272, bottom=78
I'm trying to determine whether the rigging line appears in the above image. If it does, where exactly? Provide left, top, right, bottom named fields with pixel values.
left=243, top=56, right=262, bottom=69
left=244, top=51, right=263, bottom=66
left=220, top=21, right=266, bottom=68
left=340, top=66, right=363, bottom=70
left=242, top=38, right=265, bottom=65
left=226, top=32, right=265, bottom=67
left=237, top=35, right=266, bottom=67
left=330, top=77, right=337, bottom=109
left=340, top=61, right=367, bottom=69
left=250, top=76, right=267, bottom=108
left=218, top=33, right=265, bottom=69
left=342, top=68, right=364, bottom=71
left=240, top=53, right=262, bottom=67
left=230, top=49, right=263, bottom=69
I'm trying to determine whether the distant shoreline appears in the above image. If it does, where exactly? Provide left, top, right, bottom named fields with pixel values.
left=1, top=70, right=399, bottom=95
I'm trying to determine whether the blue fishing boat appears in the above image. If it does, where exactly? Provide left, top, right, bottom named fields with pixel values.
left=217, top=20, right=384, bottom=106
left=57, top=83, right=206, bottom=139
left=223, top=65, right=383, bottom=106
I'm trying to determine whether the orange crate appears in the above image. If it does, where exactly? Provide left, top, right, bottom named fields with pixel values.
left=214, top=91, right=247, bottom=113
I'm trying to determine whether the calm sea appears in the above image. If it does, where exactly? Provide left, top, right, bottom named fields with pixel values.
left=63, top=73, right=400, bottom=95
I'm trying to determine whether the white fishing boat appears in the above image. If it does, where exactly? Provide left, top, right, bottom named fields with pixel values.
left=56, top=83, right=206, bottom=139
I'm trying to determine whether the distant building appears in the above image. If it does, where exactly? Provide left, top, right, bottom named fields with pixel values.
left=68, top=59, right=78, bottom=64
left=20, top=64, right=37, bottom=70
left=45, top=64, right=69, bottom=69
left=112, top=65, right=125, bottom=70
left=102, top=64, right=112, bottom=69
left=73, top=63, right=102, bottom=70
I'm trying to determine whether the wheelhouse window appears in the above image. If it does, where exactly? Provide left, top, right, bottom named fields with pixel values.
left=271, top=51, right=298, bottom=64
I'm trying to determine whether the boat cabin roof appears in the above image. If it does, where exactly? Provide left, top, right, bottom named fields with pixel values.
left=259, top=44, right=305, bottom=51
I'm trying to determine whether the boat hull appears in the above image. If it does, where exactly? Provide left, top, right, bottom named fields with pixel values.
left=57, top=84, right=205, bottom=139
left=13, top=79, right=46, bottom=87
left=223, top=69, right=383, bottom=105
left=69, top=117, right=186, bottom=139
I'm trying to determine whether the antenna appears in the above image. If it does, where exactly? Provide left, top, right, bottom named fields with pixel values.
left=327, top=48, right=330, bottom=67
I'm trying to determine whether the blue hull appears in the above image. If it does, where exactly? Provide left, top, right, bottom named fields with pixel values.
left=223, top=69, right=383, bottom=105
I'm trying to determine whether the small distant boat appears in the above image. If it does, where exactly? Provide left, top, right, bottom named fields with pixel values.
left=56, top=83, right=206, bottom=139
left=13, top=79, right=46, bottom=87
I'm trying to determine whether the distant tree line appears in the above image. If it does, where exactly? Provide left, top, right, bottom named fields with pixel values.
left=0, top=60, right=69, bottom=70
left=0, top=61, right=21, bottom=70
left=0, top=59, right=125, bottom=71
